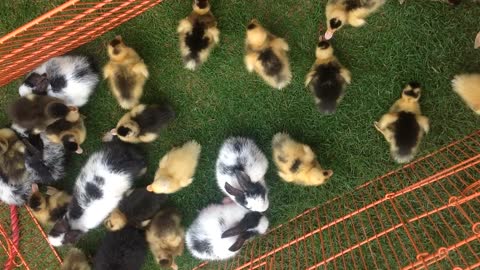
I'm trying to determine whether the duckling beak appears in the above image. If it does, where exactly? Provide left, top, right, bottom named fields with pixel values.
left=324, top=30, right=335, bottom=40
left=146, top=185, right=154, bottom=192
left=75, top=146, right=83, bottom=154
left=31, top=183, right=39, bottom=193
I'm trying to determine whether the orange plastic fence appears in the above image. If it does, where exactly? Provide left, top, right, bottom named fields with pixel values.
left=195, top=130, right=480, bottom=270
left=0, top=204, right=62, bottom=269
left=0, top=0, right=163, bottom=87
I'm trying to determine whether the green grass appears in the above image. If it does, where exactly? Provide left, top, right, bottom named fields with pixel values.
left=1, top=0, right=480, bottom=269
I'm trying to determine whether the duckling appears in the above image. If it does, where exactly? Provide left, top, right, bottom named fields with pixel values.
left=8, top=94, right=80, bottom=134
left=147, top=141, right=201, bottom=194
left=104, top=188, right=168, bottom=231
left=305, top=40, right=351, bottom=114
left=452, top=74, right=480, bottom=114
left=272, top=133, right=333, bottom=186
left=111, top=104, right=175, bottom=144
left=28, top=186, right=71, bottom=227
left=61, top=248, right=91, bottom=270
left=45, top=115, right=86, bottom=154
left=177, top=0, right=220, bottom=70
left=374, top=82, right=430, bottom=163
left=324, top=0, right=386, bottom=40
left=244, top=19, right=292, bottom=89
left=103, top=36, right=149, bottom=110
left=0, top=128, right=26, bottom=182
left=146, top=208, right=185, bottom=270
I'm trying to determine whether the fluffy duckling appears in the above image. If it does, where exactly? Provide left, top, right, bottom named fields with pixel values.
left=146, top=208, right=185, bottom=270
left=93, top=226, right=147, bottom=270
left=374, top=82, right=430, bottom=163
left=0, top=128, right=26, bottom=182
left=177, top=0, right=220, bottom=70
left=45, top=115, right=86, bottom=154
left=8, top=94, right=80, bottom=134
left=104, top=188, right=168, bottom=231
left=28, top=186, right=71, bottom=227
left=147, top=141, right=201, bottom=194
left=61, top=248, right=91, bottom=270
left=305, top=40, right=351, bottom=114
left=272, top=133, right=333, bottom=186
left=244, top=19, right=292, bottom=89
left=103, top=36, right=149, bottom=109
left=324, top=0, right=386, bottom=40
left=452, top=74, right=480, bottom=114
left=111, top=104, right=175, bottom=144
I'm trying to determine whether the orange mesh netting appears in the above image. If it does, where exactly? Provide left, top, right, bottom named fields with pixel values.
left=0, top=204, right=62, bottom=269
left=195, top=130, right=480, bottom=270
left=0, top=0, right=163, bottom=87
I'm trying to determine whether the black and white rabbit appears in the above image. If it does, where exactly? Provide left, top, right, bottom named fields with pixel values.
left=0, top=130, right=65, bottom=205
left=186, top=202, right=269, bottom=260
left=104, top=188, right=168, bottom=231
left=93, top=226, right=148, bottom=270
left=216, top=137, right=269, bottom=212
left=19, top=55, right=99, bottom=107
left=48, top=138, right=146, bottom=246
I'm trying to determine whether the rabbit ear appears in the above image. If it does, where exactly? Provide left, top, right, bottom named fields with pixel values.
left=235, top=170, right=252, bottom=190
left=228, top=231, right=257, bottom=252
left=50, top=218, right=70, bottom=234
left=64, top=230, right=83, bottom=244
left=228, top=236, right=247, bottom=252
left=222, top=212, right=263, bottom=238
left=225, top=182, right=243, bottom=198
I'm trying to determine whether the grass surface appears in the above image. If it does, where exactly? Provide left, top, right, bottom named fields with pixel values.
left=1, top=0, right=480, bottom=269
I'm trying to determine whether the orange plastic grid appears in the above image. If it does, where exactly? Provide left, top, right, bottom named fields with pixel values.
left=0, top=0, right=163, bottom=87
left=0, top=204, right=62, bottom=269
left=195, top=130, right=480, bottom=270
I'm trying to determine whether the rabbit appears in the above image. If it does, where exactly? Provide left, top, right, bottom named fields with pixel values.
left=93, top=226, right=147, bottom=270
left=244, top=19, right=292, bottom=89
left=147, top=140, right=201, bottom=194
left=45, top=115, right=86, bottom=154
left=375, top=82, right=430, bottom=163
left=47, top=138, right=147, bottom=246
left=19, top=55, right=99, bottom=107
left=28, top=186, right=71, bottom=227
left=177, top=0, right=220, bottom=70
left=324, top=0, right=386, bottom=40
left=61, top=248, right=91, bottom=270
left=8, top=94, right=80, bottom=134
left=103, top=36, right=149, bottom=110
left=186, top=202, right=269, bottom=261
left=305, top=40, right=351, bottom=114
left=104, top=188, right=168, bottom=231
left=111, top=104, right=175, bottom=144
left=146, top=207, right=185, bottom=270
left=216, top=137, right=269, bottom=212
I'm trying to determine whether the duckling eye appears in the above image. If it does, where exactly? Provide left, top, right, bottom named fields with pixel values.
left=159, top=259, right=170, bottom=266
left=117, top=126, right=131, bottom=136
left=247, top=23, right=257, bottom=30
left=317, top=41, right=330, bottom=49
left=330, top=18, right=342, bottom=29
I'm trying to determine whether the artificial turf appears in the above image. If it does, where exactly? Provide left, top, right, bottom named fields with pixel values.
left=0, top=0, right=479, bottom=269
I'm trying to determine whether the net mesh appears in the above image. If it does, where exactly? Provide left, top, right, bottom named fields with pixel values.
left=195, top=131, right=480, bottom=270
left=0, top=0, right=162, bottom=87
